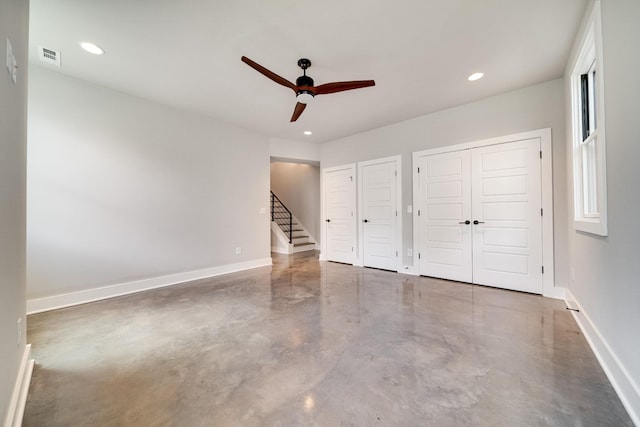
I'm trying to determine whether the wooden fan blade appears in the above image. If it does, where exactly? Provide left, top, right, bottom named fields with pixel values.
left=290, top=102, right=307, bottom=122
left=314, top=80, right=375, bottom=95
left=241, top=56, right=296, bottom=92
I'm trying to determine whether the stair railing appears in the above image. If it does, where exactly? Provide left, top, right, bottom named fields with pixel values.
left=270, top=191, right=292, bottom=243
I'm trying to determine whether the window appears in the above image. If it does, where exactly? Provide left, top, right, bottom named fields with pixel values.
left=570, top=1, right=607, bottom=236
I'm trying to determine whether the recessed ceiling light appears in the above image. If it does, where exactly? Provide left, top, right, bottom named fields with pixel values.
left=468, top=72, right=484, bottom=81
left=303, top=131, right=313, bottom=136
left=80, top=42, right=104, bottom=55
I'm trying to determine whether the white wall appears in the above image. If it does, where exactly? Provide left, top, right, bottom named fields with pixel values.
left=565, top=1, right=640, bottom=422
left=270, top=162, right=321, bottom=243
left=27, top=67, right=271, bottom=300
left=321, top=79, right=568, bottom=284
left=0, top=0, right=29, bottom=421
left=269, top=137, right=321, bottom=164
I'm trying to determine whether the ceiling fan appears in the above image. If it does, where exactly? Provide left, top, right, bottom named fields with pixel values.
left=241, top=56, right=375, bottom=122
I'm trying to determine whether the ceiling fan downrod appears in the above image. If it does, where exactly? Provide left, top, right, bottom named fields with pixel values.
left=296, top=58, right=314, bottom=93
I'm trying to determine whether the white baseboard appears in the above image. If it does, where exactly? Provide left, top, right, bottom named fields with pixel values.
left=270, top=245, right=290, bottom=254
left=543, top=284, right=566, bottom=300
left=565, top=290, right=640, bottom=426
left=399, top=265, right=419, bottom=276
left=4, top=344, right=34, bottom=427
left=27, top=258, right=273, bottom=314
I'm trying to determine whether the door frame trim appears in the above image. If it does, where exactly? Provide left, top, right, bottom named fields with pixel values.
left=320, top=163, right=357, bottom=264
left=356, top=155, right=402, bottom=271
left=412, top=128, right=560, bottom=298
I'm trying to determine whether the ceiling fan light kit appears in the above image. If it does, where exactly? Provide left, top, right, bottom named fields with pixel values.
left=296, top=91, right=314, bottom=104
left=241, top=55, right=375, bottom=122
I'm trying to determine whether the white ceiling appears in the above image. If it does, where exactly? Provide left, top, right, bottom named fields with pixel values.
left=29, top=0, right=587, bottom=143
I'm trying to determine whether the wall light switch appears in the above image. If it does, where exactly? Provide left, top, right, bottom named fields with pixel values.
left=407, top=205, right=412, bottom=214
left=17, top=317, right=22, bottom=347
left=407, top=248, right=413, bottom=257
left=259, top=207, right=266, bottom=215
left=6, top=38, right=18, bottom=84
left=235, top=247, right=242, bottom=255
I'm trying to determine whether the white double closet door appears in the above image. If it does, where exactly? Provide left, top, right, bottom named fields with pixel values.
left=417, top=138, right=543, bottom=294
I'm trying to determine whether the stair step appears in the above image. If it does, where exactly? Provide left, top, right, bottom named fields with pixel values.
left=270, top=195, right=316, bottom=251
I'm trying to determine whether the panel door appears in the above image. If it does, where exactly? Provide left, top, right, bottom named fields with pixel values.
left=324, top=166, right=356, bottom=264
left=471, top=139, right=543, bottom=293
left=362, top=160, right=398, bottom=271
left=418, top=150, right=473, bottom=282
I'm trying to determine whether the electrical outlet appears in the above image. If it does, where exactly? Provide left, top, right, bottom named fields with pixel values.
left=17, top=318, right=22, bottom=347
left=259, top=207, right=266, bottom=215
left=407, top=248, right=413, bottom=257
left=235, top=247, right=242, bottom=255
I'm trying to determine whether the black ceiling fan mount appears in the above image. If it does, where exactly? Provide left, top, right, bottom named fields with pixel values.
left=297, top=58, right=311, bottom=70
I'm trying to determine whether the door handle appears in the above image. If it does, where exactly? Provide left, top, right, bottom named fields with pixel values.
left=363, top=219, right=369, bottom=223
left=473, top=220, right=485, bottom=225
left=326, top=219, right=331, bottom=223
left=459, top=220, right=471, bottom=225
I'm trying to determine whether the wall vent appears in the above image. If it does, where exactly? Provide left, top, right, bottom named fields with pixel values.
left=38, top=46, right=61, bottom=67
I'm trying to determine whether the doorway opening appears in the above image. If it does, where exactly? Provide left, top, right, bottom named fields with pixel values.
left=270, top=157, right=320, bottom=255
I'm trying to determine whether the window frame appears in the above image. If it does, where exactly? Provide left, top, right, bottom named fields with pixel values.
left=569, top=1, right=608, bottom=236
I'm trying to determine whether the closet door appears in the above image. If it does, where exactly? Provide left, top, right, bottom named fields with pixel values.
left=324, top=165, right=356, bottom=264
left=471, top=139, right=543, bottom=294
left=417, top=150, right=472, bottom=282
left=361, top=158, right=399, bottom=271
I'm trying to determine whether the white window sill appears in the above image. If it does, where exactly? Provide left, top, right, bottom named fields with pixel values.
left=574, top=218, right=608, bottom=236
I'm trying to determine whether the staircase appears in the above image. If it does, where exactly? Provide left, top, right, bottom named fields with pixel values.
left=270, top=191, right=317, bottom=254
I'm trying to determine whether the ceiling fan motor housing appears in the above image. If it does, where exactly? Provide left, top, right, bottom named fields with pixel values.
left=296, top=74, right=314, bottom=87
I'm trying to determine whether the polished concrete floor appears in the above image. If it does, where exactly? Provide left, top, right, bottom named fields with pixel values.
left=24, top=252, right=633, bottom=426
